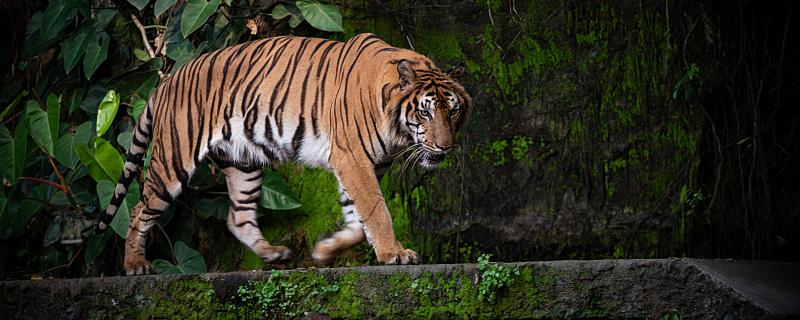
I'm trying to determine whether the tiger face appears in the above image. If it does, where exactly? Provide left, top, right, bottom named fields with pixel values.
left=394, top=59, right=472, bottom=167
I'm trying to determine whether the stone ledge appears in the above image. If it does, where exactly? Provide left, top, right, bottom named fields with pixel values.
left=1, top=259, right=797, bottom=319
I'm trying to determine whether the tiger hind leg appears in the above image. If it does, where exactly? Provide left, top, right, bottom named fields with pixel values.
left=125, top=160, right=183, bottom=275
left=312, top=183, right=366, bottom=265
left=222, top=166, right=291, bottom=263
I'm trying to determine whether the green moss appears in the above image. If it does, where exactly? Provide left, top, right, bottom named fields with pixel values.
left=326, top=272, right=363, bottom=318
left=142, top=279, right=227, bottom=319
left=414, top=26, right=464, bottom=62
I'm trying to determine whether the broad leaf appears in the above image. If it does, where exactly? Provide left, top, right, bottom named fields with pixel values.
left=65, top=87, right=86, bottom=115
left=260, top=169, right=301, bottom=210
left=166, top=38, right=194, bottom=71
left=295, top=0, right=343, bottom=32
left=96, top=90, right=120, bottom=136
left=80, top=85, right=106, bottom=115
left=84, top=32, right=110, bottom=80
left=62, top=22, right=93, bottom=74
left=154, top=0, right=178, bottom=17
left=133, top=73, right=160, bottom=99
left=97, top=180, right=140, bottom=238
left=76, top=137, right=123, bottom=182
left=26, top=100, right=55, bottom=155
left=0, top=124, right=27, bottom=186
left=22, top=0, right=76, bottom=58
left=153, top=241, right=207, bottom=274
left=197, top=197, right=228, bottom=220
left=0, top=199, right=43, bottom=240
left=84, top=231, right=111, bottom=265
left=42, top=215, right=63, bottom=247
left=40, top=0, right=75, bottom=37
left=181, top=0, right=220, bottom=38
left=133, top=48, right=151, bottom=62
left=289, top=15, right=303, bottom=28
left=46, top=94, right=60, bottom=143
left=117, top=131, right=132, bottom=153
left=271, top=3, right=300, bottom=20
left=127, top=0, right=150, bottom=11
left=132, top=98, right=147, bottom=123
left=55, top=122, right=93, bottom=169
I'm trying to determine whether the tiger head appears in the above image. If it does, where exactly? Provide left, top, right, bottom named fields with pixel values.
left=388, top=59, right=473, bottom=168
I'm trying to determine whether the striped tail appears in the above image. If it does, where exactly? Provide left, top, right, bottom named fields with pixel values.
left=94, top=103, right=153, bottom=233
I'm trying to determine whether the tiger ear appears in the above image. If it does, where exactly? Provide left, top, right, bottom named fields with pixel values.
left=397, top=60, right=417, bottom=90
left=446, top=62, right=465, bottom=83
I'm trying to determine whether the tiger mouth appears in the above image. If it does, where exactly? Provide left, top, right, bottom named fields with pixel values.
left=421, top=152, right=446, bottom=166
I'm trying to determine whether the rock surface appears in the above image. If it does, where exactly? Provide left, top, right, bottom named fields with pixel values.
left=1, top=259, right=797, bottom=319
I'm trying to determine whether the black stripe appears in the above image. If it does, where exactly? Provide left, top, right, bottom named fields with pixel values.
left=291, top=116, right=305, bottom=156
left=235, top=220, right=258, bottom=228
left=232, top=205, right=257, bottom=211
left=240, top=186, right=261, bottom=195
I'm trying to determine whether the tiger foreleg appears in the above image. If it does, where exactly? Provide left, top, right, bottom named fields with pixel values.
left=222, top=166, right=291, bottom=263
left=330, top=158, right=419, bottom=265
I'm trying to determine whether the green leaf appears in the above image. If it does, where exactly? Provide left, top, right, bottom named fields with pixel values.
left=22, top=0, right=76, bottom=58
left=76, top=137, right=123, bottom=182
left=40, top=0, right=76, bottom=36
left=166, top=38, right=194, bottom=71
left=260, top=169, right=301, bottom=210
left=0, top=124, right=27, bottom=186
left=84, top=32, right=110, bottom=80
left=117, top=131, right=132, bottom=153
left=97, top=179, right=140, bottom=238
left=154, top=0, right=178, bottom=17
left=63, top=22, right=93, bottom=74
left=295, top=0, right=343, bottom=32
left=134, top=73, right=160, bottom=99
left=133, top=48, right=151, bottom=62
left=197, top=197, right=228, bottom=220
left=0, top=199, right=43, bottom=239
left=94, top=9, right=117, bottom=32
left=271, top=3, right=299, bottom=20
left=96, top=90, right=120, bottom=136
left=80, top=85, right=106, bottom=115
left=43, top=215, right=63, bottom=247
left=132, top=98, right=147, bottom=123
left=46, top=94, right=60, bottom=142
left=289, top=15, right=303, bottom=28
left=54, top=122, right=93, bottom=169
left=65, top=87, right=86, bottom=115
left=153, top=241, right=207, bottom=274
left=26, top=100, right=55, bottom=155
left=127, top=0, right=150, bottom=11
left=84, top=231, right=111, bottom=265
left=181, top=0, right=220, bottom=38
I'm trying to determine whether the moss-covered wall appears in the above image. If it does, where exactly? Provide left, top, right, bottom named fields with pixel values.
left=198, top=0, right=709, bottom=270
left=0, top=259, right=772, bottom=319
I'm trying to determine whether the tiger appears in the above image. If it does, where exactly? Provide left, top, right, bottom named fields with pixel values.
left=94, top=33, right=472, bottom=275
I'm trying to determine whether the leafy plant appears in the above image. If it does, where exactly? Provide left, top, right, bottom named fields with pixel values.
left=227, top=271, right=339, bottom=319
left=153, top=241, right=208, bottom=274
left=476, top=254, right=520, bottom=302
left=0, top=0, right=343, bottom=278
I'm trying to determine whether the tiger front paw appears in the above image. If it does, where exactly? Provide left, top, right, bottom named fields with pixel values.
left=377, top=247, right=420, bottom=265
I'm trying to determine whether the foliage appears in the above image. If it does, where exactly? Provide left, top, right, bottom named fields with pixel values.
left=227, top=271, right=340, bottom=318
left=153, top=241, right=208, bottom=274
left=0, top=0, right=342, bottom=279
left=475, top=254, right=520, bottom=302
